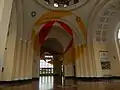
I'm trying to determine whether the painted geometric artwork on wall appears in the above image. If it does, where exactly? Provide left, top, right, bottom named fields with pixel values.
left=31, top=11, right=87, bottom=56
left=32, top=20, right=73, bottom=55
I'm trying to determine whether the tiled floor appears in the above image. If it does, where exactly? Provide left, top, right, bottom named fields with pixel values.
left=0, top=76, right=120, bottom=90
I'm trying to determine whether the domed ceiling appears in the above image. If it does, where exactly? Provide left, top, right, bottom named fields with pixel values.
left=34, top=0, right=89, bottom=10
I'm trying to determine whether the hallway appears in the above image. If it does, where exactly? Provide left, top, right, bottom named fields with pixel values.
left=1, top=76, right=120, bottom=90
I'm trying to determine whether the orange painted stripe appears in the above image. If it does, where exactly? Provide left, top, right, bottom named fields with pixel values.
left=34, top=11, right=72, bottom=26
left=76, top=16, right=87, bottom=43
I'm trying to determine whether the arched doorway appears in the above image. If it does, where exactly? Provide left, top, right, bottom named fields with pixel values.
left=40, top=38, right=64, bottom=76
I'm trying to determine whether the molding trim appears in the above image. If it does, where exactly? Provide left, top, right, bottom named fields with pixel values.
left=0, top=78, right=39, bottom=85
left=65, top=76, right=120, bottom=81
left=1, top=76, right=120, bottom=84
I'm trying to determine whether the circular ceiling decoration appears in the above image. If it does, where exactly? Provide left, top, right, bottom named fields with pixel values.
left=34, top=0, right=89, bottom=10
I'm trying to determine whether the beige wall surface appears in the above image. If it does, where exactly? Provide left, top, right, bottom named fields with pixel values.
left=0, top=0, right=13, bottom=80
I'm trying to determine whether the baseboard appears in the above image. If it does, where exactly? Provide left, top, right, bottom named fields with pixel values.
left=1, top=76, right=120, bottom=84
left=111, top=76, right=120, bottom=79
left=65, top=76, right=120, bottom=81
left=65, top=76, right=76, bottom=79
left=0, top=78, right=39, bottom=85
left=76, top=76, right=120, bottom=81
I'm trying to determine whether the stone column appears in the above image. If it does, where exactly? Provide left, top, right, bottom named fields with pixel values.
left=1, top=1, right=18, bottom=81
left=75, top=45, right=91, bottom=77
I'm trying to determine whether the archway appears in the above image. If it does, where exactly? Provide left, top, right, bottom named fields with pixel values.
left=31, top=19, right=79, bottom=80
left=40, top=38, right=64, bottom=76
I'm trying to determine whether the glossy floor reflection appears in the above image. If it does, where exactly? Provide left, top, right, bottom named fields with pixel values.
left=1, top=76, right=120, bottom=90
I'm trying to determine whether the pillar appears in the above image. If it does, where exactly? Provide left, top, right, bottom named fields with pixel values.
left=29, top=42, right=34, bottom=79
left=87, top=36, right=97, bottom=77
left=1, top=1, right=18, bottom=81
left=81, top=45, right=89, bottom=77
left=0, top=0, right=13, bottom=80
left=22, top=41, right=33, bottom=79
left=19, top=40, right=27, bottom=80
left=24, top=41, right=30, bottom=79
left=75, top=45, right=91, bottom=77
left=75, top=45, right=82, bottom=77
left=14, top=39, right=23, bottom=80
left=32, top=55, right=40, bottom=78
left=64, top=46, right=74, bottom=77
left=54, top=56, right=62, bottom=76
left=23, top=41, right=28, bottom=79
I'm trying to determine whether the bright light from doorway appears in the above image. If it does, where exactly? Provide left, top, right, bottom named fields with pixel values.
left=40, top=59, right=53, bottom=68
left=118, top=29, right=120, bottom=39
left=54, top=3, right=59, bottom=7
left=45, top=55, right=53, bottom=58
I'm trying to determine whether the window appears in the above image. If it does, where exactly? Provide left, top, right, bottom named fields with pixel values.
left=40, top=60, right=53, bottom=68
left=40, top=59, right=54, bottom=75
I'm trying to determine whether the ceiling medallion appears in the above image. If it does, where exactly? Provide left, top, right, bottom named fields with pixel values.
left=34, top=0, right=89, bottom=10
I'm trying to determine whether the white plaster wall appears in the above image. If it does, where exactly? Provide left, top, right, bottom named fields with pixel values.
left=107, top=17, right=120, bottom=76
left=0, top=0, right=4, bottom=22
left=23, top=0, right=47, bottom=40
left=88, top=0, right=120, bottom=77
left=47, top=26, right=72, bottom=51
left=0, top=0, right=13, bottom=80
left=1, top=1, right=17, bottom=81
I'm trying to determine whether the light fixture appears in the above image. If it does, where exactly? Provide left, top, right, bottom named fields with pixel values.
left=64, top=4, right=67, bottom=7
left=45, top=55, right=53, bottom=58
left=54, top=3, right=59, bottom=7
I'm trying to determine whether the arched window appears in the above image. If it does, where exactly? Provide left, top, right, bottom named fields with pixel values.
left=40, top=54, right=54, bottom=75
left=40, top=59, right=53, bottom=68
